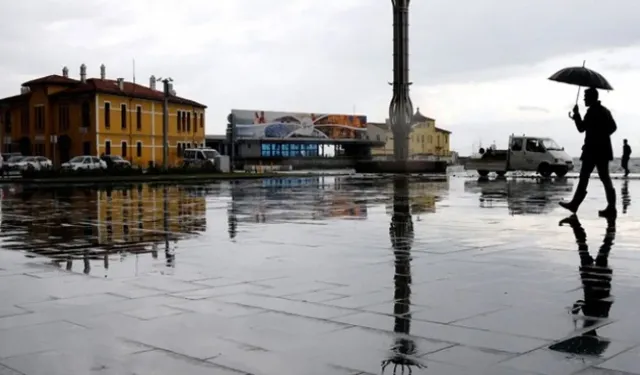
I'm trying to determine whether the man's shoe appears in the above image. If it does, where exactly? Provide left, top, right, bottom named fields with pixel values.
left=559, top=201, right=578, bottom=213
left=598, top=206, right=617, bottom=218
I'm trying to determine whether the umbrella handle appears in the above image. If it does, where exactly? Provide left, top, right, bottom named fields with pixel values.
left=574, top=60, right=586, bottom=105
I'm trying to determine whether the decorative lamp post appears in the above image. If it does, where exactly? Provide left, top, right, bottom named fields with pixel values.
left=389, top=0, right=414, bottom=162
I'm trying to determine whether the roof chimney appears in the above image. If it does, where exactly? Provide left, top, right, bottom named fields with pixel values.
left=117, top=78, right=125, bottom=91
left=149, top=75, right=156, bottom=90
left=80, top=64, right=87, bottom=83
left=62, top=66, right=69, bottom=78
left=20, top=86, right=30, bottom=95
left=100, top=64, right=106, bottom=80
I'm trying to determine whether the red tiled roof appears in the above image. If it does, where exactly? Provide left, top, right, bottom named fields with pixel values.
left=22, top=74, right=80, bottom=86
left=51, top=78, right=206, bottom=108
left=0, top=92, right=31, bottom=106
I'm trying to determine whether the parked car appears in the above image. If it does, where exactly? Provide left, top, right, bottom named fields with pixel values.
left=2, top=153, right=22, bottom=162
left=5, top=156, right=25, bottom=171
left=61, top=156, right=107, bottom=170
left=100, top=155, right=131, bottom=169
left=13, top=156, right=52, bottom=171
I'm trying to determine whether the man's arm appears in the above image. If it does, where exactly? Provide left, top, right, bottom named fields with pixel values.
left=571, top=105, right=585, bottom=132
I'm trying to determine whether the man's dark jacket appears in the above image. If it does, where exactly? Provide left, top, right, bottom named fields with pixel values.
left=573, top=101, right=617, bottom=162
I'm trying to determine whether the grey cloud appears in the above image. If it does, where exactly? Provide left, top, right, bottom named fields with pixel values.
left=1, top=0, right=640, bottom=133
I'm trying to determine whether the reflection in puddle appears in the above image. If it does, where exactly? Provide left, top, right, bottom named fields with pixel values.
left=552, top=214, right=616, bottom=356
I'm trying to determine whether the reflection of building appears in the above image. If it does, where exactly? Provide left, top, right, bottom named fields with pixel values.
left=0, top=185, right=206, bottom=275
left=0, top=65, right=206, bottom=166
left=385, top=180, right=449, bottom=215
left=368, top=108, right=452, bottom=159
left=464, top=178, right=574, bottom=215
left=97, top=185, right=206, bottom=245
left=227, top=177, right=367, bottom=233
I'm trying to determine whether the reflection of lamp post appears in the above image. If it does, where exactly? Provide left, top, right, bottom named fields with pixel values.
left=228, top=182, right=238, bottom=240
left=382, top=175, right=425, bottom=374
left=163, top=185, right=175, bottom=267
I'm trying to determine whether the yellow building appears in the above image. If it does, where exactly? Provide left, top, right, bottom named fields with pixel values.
left=368, top=108, right=451, bottom=159
left=0, top=64, right=206, bottom=166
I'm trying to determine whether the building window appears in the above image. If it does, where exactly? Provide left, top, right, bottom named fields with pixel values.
left=181, top=112, right=187, bottom=132
left=121, top=141, right=127, bottom=158
left=193, top=113, right=198, bottom=132
left=58, top=105, right=70, bottom=132
left=34, top=106, right=45, bottom=132
left=34, top=143, right=45, bottom=156
left=104, top=102, right=111, bottom=129
left=136, top=106, right=142, bottom=131
left=186, top=112, right=191, bottom=132
left=3, top=111, right=11, bottom=133
left=21, top=107, right=29, bottom=134
left=261, top=144, right=272, bottom=157
left=200, top=112, right=204, bottom=128
left=81, top=101, right=90, bottom=128
left=83, top=141, right=91, bottom=155
left=121, top=104, right=127, bottom=129
left=176, top=110, right=181, bottom=133
left=136, top=141, right=142, bottom=157
left=105, top=141, right=111, bottom=155
left=177, top=143, right=182, bottom=157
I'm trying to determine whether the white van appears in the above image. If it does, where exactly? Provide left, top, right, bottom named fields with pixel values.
left=182, top=148, right=220, bottom=168
left=465, top=135, right=574, bottom=177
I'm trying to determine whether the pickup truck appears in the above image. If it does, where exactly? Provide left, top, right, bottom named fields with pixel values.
left=465, top=135, right=574, bottom=177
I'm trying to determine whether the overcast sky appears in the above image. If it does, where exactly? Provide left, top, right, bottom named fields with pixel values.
left=1, top=0, right=640, bottom=156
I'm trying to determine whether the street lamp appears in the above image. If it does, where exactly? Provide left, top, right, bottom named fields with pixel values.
left=156, top=77, right=173, bottom=170
left=226, top=113, right=236, bottom=171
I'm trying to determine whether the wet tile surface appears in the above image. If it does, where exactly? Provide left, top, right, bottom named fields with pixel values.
left=0, top=176, right=639, bottom=374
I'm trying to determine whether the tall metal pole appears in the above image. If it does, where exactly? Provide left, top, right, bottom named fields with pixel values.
left=389, top=0, right=414, bottom=162
left=162, top=79, right=171, bottom=170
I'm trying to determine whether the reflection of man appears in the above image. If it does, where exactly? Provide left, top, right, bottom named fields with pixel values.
left=559, top=214, right=615, bottom=333
left=560, top=88, right=617, bottom=217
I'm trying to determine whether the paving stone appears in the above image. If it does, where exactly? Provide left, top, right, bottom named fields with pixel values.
left=0, top=177, right=638, bottom=374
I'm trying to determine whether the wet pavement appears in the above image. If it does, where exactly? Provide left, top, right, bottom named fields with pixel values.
left=0, top=176, right=639, bottom=374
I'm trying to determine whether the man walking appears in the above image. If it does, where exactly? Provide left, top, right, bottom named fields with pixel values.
left=560, top=87, right=617, bottom=217
left=622, top=139, right=631, bottom=177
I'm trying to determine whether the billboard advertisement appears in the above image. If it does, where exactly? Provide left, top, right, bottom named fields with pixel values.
left=231, top=109, right=367, bottom=140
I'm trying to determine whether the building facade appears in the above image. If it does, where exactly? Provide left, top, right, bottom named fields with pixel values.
left=0, top=64, right=206, bottom=166
left=367, top=108, right=452, bottom=160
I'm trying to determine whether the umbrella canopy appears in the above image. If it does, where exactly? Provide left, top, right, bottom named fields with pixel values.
left=549, top=66, right=613, bottom=91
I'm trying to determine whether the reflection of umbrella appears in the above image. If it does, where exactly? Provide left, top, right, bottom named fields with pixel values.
left=549, top=61, right=613, bottom=107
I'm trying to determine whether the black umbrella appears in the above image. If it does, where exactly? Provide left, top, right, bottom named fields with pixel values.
left=549, top=63, right=614, bottom=91
left=549, top=61, right=614, bottom=115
